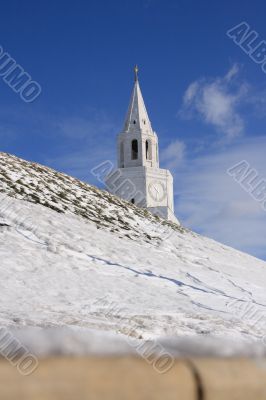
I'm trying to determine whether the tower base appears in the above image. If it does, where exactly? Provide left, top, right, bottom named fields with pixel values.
left=148, top=206, right=180, bottom=225
left=105, top=166, right=179, bottom=225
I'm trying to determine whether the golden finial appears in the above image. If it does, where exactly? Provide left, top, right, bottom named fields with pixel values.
left=134, top=65, right=139, bottom=81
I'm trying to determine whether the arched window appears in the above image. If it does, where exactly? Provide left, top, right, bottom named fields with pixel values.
left=120, top=142, right=124, bottom=167
left=131, top=139, right=138, bottom=160
left=146, top=140, right=152, bottom=160
left=131, top=198, right=135, bottom=204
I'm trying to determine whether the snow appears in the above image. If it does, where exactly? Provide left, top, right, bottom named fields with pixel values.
left=1, top=152, right=266, bottom=356
left=9, top=326, right=266, bottom=358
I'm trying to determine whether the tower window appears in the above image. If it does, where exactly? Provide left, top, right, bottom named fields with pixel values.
left=131, top=198, right=135, bottom=204
left=133, top=120, right=136, bottom=124
left=146, top=140, right=152, bottom=160
left=131, top=139, right=138, bottom=160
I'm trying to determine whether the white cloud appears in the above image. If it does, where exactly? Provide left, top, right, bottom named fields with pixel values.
left=160, top=140, right=185, bottom=170
left=174, top=136, right=266, bottom=260
left=183, top=81, right=199, bottom=104
left=224, top=63, right=239, bottom=82
left=180, top=65, right=248, bottom=138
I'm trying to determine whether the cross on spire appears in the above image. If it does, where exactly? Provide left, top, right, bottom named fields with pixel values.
left=134, top=65, right=139, bottom=81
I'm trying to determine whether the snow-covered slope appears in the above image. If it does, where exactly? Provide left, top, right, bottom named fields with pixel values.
left=0, top=152, right=182, bottom=245
left=1, top=152, right=266, bottom=345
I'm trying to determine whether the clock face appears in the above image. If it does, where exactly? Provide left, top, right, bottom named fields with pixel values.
left=148, top=181, right=166, bottom=202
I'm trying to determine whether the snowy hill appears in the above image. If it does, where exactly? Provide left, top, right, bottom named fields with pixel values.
left=1, top=152, right=266, bottom=347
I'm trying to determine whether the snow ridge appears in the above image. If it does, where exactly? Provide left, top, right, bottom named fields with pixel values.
left=0, top=152, right=183, bottom=245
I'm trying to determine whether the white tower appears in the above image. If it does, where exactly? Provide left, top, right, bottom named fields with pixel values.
left=106, top=66, right=178, bottom=223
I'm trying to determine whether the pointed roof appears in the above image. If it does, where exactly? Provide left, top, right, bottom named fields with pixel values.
left=123, top=66, right=153, bottom=134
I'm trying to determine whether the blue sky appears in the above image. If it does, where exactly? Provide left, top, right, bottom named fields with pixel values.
left=1, top=0, right=266, bottom=259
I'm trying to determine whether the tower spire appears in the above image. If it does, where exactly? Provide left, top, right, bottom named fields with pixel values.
left=124, top=66, right=152, bottom=134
